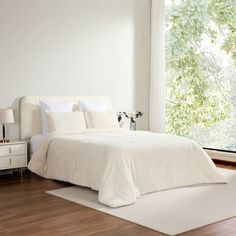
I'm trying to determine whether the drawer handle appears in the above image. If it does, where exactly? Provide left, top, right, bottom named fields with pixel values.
left=9, top=147, right=12, bottom=154
left=9, top=158, right=11, bottom=165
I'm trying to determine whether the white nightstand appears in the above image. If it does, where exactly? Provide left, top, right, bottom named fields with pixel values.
left=0, top=141, right=27, bottom=180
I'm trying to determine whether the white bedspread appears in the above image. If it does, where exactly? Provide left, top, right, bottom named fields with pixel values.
left=28, top=129, right=225, bottom=207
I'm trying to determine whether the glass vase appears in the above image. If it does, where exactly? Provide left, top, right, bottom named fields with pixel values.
left=130, top=121, right=136, bottom=131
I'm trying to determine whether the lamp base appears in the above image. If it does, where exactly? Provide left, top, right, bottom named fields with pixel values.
left=0, top=139, right=10, bottom=143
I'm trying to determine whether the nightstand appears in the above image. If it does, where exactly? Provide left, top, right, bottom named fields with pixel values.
left=0, top=141, right=27, bottom=180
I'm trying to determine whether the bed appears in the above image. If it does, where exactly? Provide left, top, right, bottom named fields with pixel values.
left=21, top=96, right=226, bottom=207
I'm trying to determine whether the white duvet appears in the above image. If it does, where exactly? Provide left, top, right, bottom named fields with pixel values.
left=28, top=129, right=225, bottom=207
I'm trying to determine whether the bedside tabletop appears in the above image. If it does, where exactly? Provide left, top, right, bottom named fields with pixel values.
left=0, top=141, right=27, bottom=180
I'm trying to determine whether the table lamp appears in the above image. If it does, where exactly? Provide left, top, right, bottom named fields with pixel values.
left=0, top=109, right=15, bottom=143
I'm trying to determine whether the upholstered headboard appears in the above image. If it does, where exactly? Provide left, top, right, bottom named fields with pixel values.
left=20, top=96, right=112, bottom=140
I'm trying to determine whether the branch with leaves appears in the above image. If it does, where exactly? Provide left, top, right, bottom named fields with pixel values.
left=117, top=112, right=143, bottom=123
left=166, top=0, right=235, bottom=137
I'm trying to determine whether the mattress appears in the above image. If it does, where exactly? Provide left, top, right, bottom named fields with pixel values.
left=30, top=134, right=46, bottom=155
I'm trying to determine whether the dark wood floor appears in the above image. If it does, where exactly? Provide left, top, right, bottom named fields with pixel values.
left=0, top=165, right=236, bottom=236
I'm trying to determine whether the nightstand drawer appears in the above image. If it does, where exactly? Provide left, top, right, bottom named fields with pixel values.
left=0, top=157, right=11, bottom=169
left=11, top=155, right=27, bottom=168
left=0, top=144, right=25, bottom=157
left=0, top=155, right=26, bottom=170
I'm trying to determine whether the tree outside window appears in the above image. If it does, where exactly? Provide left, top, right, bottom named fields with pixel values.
left=166, top=0, right=236, bottom=151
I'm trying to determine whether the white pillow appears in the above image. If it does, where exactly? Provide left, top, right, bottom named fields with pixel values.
left=84, top=111, right=120, bottom=129
left=39, top=100, right=73, bottom=135
left=78, top=100, right=108, bottom=112
left=46, top=111, right=86, bottom=133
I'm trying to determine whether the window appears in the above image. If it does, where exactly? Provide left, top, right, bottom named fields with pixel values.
left=165, top=0, right=236, bottom=152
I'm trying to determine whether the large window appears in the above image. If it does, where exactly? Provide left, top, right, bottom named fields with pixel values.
left=166, top=0, right=236, bottom=152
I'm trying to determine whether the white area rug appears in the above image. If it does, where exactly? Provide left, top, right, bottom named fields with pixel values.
left=47, top=169, right=236, bottom=236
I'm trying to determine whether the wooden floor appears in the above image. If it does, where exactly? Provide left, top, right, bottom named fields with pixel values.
left=0, top=165, right=236, bottom=236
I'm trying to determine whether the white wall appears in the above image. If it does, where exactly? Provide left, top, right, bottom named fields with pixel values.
left=0, top=0, right=150, bottom=139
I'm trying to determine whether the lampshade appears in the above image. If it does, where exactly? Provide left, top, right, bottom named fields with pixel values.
left=0, top=109, right=15, bottom=124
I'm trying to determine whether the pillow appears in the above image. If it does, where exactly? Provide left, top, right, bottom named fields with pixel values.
left=84, top=111, right=120, bottom=129
left=78, top=100, right=108, bottom=112
left=46, top=111, right=86, bottom=133
left=39, top=100, right=73, bottom=135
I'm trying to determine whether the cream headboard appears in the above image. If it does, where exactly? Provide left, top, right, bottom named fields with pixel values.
left=20, top=96, right=112, bottom=140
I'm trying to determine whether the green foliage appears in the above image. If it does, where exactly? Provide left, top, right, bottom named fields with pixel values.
left=208, top=0, right=236, bottom=64
left=166, top=0, right=235, bottom=137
